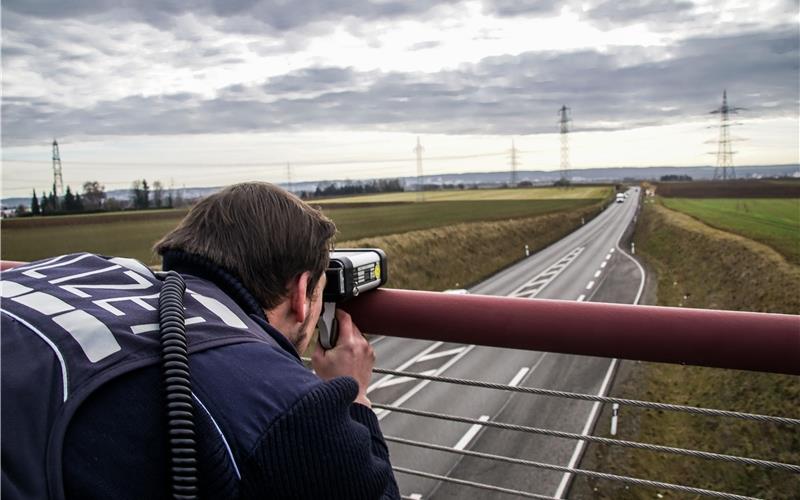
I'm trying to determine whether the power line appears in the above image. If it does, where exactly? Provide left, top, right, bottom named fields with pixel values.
left=2, top=152, right=505, bottom=169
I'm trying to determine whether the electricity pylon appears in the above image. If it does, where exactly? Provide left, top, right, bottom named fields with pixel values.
left=52, top=139, right=64, bottom=208
left=558, top=106, right=571, bottom=182
left=710, top=90, right=744, bottom=180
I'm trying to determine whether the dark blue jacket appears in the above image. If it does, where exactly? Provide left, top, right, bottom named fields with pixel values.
left=1, top=252, right=399, bottom=499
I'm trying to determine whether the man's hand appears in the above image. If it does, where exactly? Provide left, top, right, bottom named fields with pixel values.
left=312, top=309, right=375, bottom=408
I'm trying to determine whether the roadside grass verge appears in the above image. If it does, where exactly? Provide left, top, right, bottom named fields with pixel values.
left=2, top=198, right=606, bottom=266
left=661, top=197, right=800, bottom=265
left=572, top=201, right=800, bottom=500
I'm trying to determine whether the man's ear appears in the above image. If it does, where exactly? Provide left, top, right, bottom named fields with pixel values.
left=289, top=271, right=311, bottom=324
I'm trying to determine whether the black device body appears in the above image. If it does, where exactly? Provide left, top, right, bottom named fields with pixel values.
left=318, top=249, right=387, bottom=349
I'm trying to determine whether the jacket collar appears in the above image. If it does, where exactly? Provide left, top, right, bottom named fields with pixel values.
left=161, top=250, right=301, bottom=361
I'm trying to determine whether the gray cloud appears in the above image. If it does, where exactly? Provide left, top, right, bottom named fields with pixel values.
left=3, top=26, right=798, bottom=146
left=3, top=0, right=460, bottom=33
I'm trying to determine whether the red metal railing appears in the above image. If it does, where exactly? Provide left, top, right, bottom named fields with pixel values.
left=342, top=288, right=800, bottom=376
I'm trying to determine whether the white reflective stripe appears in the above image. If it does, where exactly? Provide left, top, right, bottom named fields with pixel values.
left=1, top=309, right=69, bottom=401
left=192, top=393, right=242, bottom=480
left=61, top=270, right=153, bottom=298
left=95, top=292, right=160, bottom=316
left=1, top=280, right=33, bottom=298
left=49, top=264, right=121, bottom=284
left=189, top=293, right=247, bottom=329
left=130, top=316, right=205, bottom=334
left=52, top=310, right=121, bottom=362
left=12, top=291, right=75, bottom=315
left=108, top=257, right=154, bottom=278
left=20, top=253, right=92, bottom=279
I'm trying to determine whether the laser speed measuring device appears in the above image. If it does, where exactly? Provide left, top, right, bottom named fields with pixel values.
left=318, top=248, right=387, bottom=350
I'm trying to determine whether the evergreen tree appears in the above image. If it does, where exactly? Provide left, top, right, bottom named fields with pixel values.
left=31, top=189, right=41, bottom=215
left=64, top=186, right=76, bottom=211
left=142, top=180, right=150, bottom=209
left=75, top=193, right=84, bottom=211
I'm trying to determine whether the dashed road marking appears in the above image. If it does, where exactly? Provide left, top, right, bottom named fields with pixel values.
left=508, top=367, right=530, bottom=387
left=600, top=261, right=607, bottom=269
left=577, top=294, right=586, bottom=302
left=454, top=415, right=490, bottom=450
left=593, top=270, right=601, bottom=278
left=605, top=254, right=612, bottom=260
left=586, top=281, right=595, bottom=290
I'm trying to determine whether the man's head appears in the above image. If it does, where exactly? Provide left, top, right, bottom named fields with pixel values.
left=154, top=182, right=336, bottom=349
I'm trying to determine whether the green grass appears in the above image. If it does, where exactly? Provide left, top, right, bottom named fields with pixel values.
left=316, top=186, right=611, bottom=203
left=661, top=197, right=800, bottom=264
left=2, top=198, right=606, bottom=266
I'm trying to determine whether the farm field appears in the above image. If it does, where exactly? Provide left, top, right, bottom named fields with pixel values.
left=660, top=197, right=800, bottom=264
left=316, top=185, right=611, bottom=203
left=2, top=191, right=609, bottom=266
left=656, top=179, right=800, bottom=198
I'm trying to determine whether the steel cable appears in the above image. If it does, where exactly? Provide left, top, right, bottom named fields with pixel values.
left=370, top=366, right=800, bottom=425
left=388, top=436, right=762, bottom=500
left=374, top=403, right=800, bottom=473
left=394, top=466, right=558, bottom=499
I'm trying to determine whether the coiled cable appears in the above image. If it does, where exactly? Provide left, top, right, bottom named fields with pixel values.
left=158, top=271, right=198, bottom=500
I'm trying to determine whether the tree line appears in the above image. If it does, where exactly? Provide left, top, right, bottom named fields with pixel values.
left=23, top=179, right=183, bottom=217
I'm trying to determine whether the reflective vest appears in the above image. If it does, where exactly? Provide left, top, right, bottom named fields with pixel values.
left=1, top=253, right=268, bottom=500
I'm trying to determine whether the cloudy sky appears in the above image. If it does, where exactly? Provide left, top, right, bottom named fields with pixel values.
left=2, top=0, right=798, bottom=197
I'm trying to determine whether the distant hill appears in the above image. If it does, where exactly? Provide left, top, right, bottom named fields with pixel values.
left=4, top=164, right=798, bottom=208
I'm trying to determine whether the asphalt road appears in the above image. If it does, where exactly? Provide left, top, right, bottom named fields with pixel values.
left=367, top=188, right=644, bottom=499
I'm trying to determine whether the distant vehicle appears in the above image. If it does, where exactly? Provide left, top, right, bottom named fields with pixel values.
left=444, top=289, right=469, bottom=294
left=615, top=193, right=625, bottom=203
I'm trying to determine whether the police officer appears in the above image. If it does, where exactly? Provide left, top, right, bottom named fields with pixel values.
left=1, top=182, right=399, bottom=499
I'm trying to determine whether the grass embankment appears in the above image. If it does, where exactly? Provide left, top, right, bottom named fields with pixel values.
left=340, top=202, right=607, bottom=291
left=661, top=197, right=800, bottom=265
left=572, top=200, right=800, bottom=500
left=2, top=187, right=610, bottom=267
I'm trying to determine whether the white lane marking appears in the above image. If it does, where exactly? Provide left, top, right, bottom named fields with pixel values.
left=454, top=415, right=490, bottom=450
left=407, top=494, right=423, bottom=500
left=368, top=341, right=443, bottom=394
left=610, top=248, right=615, bottom=253
left=417, top=347, right=465, bottom=362
left=576, top=294, right=586, bottom=302
left=585, top=281, right=595, bottom=290
left=511, top=246, right=585, bottom=299
left=372, top=369, right=437, bottom=390
left=508, top=367, right=530, bottom=387
left=600, top=261, right=607, bottom=269
left=593, top=270, right=601, bottom=278
left=605, top=254, right=611, bottom=260
left=553, top=359, right=618, bottom=498
left=376, top=345, right=475, bottom=421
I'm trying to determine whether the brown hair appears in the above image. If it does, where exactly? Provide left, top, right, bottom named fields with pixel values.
left=154, top=182, right=336, bottom=309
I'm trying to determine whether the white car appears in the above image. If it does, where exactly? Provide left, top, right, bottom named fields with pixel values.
left=615, top=193, right=625, bottom=203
